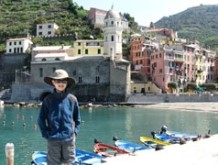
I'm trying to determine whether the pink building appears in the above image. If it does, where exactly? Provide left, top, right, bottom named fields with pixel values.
left=150, top=44, right=198, bottom=92
left=183, top=44, right=197, bottom=82
left=130, top=30, right=217, bottom=93
left=88, top=7, right=129, bottom=30
left=88, top=8, right=107, bottom=28
left=150, top=48, right=165, bottom=91
left=130, top=37, right=158, bottom=80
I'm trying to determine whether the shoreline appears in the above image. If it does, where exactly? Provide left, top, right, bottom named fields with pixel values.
left=1, top=100, right=218, bottom=113
left=137, top=102, right=218, bottom=113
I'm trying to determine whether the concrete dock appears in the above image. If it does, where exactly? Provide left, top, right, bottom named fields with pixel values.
left=103, top=134, right=218, bottom=165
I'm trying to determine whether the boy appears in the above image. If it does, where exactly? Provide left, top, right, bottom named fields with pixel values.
left=38, top=69, right=81, bottom=165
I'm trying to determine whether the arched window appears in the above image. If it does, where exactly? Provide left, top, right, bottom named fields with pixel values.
left=42, top=58, right=46, bottom=61
left=111, top=21, right=114, bottom=26
left=55, top=58, right=60, bottom=61
left=111, top=35, right=114, bottom=42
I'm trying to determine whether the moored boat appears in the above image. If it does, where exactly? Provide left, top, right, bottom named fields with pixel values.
left=31, top=149, right=105, bottom=165
left=151, top=125, right=200, bottom=144
left=113, top=137, right=152, bottom=153
left=140, top=136, right=171, bottom=150
left=94, top=139, right=129, bottom=157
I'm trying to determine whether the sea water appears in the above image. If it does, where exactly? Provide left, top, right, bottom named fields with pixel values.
left=0, top=105, right=218, bottom=164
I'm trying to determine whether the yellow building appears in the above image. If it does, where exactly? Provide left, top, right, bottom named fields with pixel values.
left=195, top=48, right=216, bottom=86
left=73, top=40, right=104, bottom=56
left=131, top=81, right=162, bottom=94
left=195, top=49, right=204, bottom=86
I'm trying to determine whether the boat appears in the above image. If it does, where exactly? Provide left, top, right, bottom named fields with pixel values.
left=31, top=149, right=105, bottom=165
left=166, top=130, right=199, bottom=140
left=151, top=126, right=200, bottom=144
left=94, top=139, right=129, bottom=157
left=140, top=136, right=171, bottom=150
left=113, top=137, right=152, bottom=153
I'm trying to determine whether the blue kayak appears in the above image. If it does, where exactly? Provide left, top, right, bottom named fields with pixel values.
left=114, top=139, right=152, bottom=153
left=31, top=149, right=105, bottom=165
left=152, top=130, right=198, bottom=144
left=166, top=131, right=198, bottom=139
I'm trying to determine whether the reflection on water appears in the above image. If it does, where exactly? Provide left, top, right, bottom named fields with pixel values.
left=0, top=106, right=4, bottom=118
left=0, top=105, right=218, bottom=164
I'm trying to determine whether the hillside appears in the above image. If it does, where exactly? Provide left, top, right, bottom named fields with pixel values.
left=0, top=1, right=217, bottom=53
left=155, top=4, right=218, bottom=52
left=0, top=0, right=103, bottom=51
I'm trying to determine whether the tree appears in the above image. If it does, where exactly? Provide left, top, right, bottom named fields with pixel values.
left=186, top=83, right=197, bottom=92
left=167, top=82, right=177, bottom=93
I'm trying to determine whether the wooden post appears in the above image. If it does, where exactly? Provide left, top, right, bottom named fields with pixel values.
left=5, top=143, right=14, bottom=165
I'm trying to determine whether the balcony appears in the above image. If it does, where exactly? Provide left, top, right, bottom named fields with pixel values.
left=165, top=56, right=174, bottom=61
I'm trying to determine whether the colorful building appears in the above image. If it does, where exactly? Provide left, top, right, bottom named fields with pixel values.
left=73, top=40, right=104, bottom=56
left=130, top=29, right=217, bottom=93
left=88, top=7, right=129, bottom=30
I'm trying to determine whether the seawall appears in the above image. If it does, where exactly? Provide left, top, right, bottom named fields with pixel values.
left=127, top=93, right=218, bottom=104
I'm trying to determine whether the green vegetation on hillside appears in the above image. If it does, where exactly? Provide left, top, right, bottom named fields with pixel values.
left=155, top=4, right=218, bottom=52
left=0, top=1, right=217, bottom=54
left=0, top=0, right=103, bottom=51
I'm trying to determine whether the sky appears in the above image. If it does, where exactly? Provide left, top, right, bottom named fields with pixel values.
left=74, top=0, right=218, bottom=26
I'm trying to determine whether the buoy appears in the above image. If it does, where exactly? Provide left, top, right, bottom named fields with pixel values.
left=5, top=143, right=14, bottom=165
left=23, top=123, right=26, bottom=127
left=34, top=124, right=38, bottom=130
left=0, top=100, right=4, bottom=107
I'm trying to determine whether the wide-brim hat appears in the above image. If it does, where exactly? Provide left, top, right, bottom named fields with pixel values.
left=44, top=69, right=75, bottom=87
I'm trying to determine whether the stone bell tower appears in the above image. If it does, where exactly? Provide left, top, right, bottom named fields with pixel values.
left=103, top=5, right=123, bottom=60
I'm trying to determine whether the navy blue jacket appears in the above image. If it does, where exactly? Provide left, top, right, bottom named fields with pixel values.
left=38, top=89, right=81, bottom=141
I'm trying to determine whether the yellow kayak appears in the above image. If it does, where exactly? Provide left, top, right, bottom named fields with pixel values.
left=140, top=136, right=171, bottom=147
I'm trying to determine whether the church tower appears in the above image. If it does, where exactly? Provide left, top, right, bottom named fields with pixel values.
left=103, top=5, right=123, bottom=60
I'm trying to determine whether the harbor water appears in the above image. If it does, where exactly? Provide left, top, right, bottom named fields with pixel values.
left=0, top=105, right=218, bottom=164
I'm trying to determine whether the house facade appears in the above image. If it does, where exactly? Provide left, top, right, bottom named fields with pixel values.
left=88, top=8, right=107, bottom=28
left=214, top=56, right=218, bottom=82
left=130, top=30, right=216, bottom=93
left=73, top=40, right=104, bottom=56
left=31, top=45, right=73, bottom=61
left=195, top=49, right=216, bottom=85
left=36, top=23, right=59, bottom=37
left=6, top=38, right=32, bottom=54
left=88, top=7, right=129, bottom=30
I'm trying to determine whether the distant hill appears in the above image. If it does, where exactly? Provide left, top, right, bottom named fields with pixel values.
left=155, top=4, right=218, bottom=52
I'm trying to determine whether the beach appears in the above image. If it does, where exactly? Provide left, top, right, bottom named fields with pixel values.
left=143, top=102, right=218, bottom=112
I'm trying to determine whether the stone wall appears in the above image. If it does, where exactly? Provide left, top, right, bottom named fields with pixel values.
left=0, top=54, right=29, bottom=88
left=11, top=56, right=131, bottom=102
left=127, top=93, right=218, bottom=104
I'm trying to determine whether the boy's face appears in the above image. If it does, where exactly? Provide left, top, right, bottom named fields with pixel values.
left=52, top=79, right=68, bottom=92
